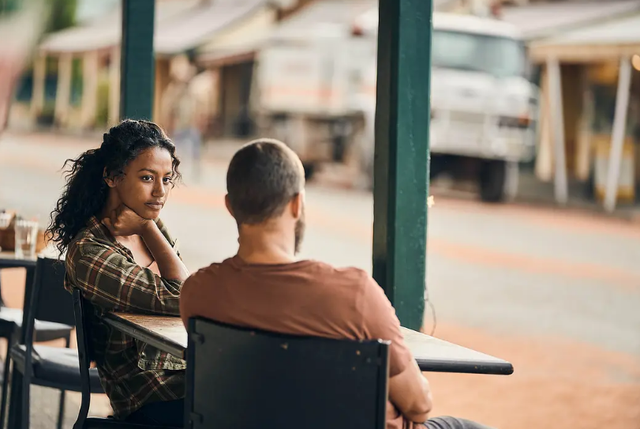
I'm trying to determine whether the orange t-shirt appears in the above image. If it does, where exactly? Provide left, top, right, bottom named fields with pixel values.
left=180, top=256, right=420, bottom=429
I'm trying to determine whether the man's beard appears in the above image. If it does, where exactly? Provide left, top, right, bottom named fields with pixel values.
left=294, top=208, right=306, bottom=255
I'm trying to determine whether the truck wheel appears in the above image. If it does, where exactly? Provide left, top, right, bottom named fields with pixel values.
left=479, top=160, right=507, bottom=203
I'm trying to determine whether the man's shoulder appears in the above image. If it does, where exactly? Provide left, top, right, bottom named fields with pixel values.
left=181, top=259, right=229, bottom=291
left=313, top=261, right=371, bottom=283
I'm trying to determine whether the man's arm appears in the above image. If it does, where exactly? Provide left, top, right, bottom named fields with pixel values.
left=361, top=275, right=433, bottom=423
left=388, top=359, right=433, bottom=423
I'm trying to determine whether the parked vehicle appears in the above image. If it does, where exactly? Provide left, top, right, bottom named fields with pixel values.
left=355, top=11, right=540, bottom=201
left=252, top=12, right=539, bottom=201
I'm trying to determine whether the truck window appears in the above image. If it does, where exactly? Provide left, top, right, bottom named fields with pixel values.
left=432, top=29, right=525, bottom=78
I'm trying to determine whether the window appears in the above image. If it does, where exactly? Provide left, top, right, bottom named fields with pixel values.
left=432, top=29, right=526, bottom=78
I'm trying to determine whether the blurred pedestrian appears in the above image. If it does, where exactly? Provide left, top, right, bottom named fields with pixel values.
left=160, top=54, right=205, bottom=182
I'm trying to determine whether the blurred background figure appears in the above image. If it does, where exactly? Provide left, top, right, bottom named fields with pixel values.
left=0, top=0, right=49, bottom=135
left=161, top=53, right=208, bottom=183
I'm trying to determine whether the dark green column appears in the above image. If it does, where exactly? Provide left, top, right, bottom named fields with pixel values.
left=120, top=0, right=155, bottom=120
left=372, top=0, right=433, bottom=330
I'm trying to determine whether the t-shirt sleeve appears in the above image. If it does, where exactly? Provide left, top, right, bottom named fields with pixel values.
left=360, top=276, right=414, bottom=378
left=179, top=265, right=218, bottom=329
left=179, top=271, right=199, bottom=328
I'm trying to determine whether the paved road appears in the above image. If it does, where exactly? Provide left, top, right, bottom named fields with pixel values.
left=1, top=131, right=639, bottom=429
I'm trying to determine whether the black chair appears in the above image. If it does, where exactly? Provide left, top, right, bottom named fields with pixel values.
left=185, top=317, right=390, bottom=429
left=7, top=257, right=102, bottom=429
left=0, top=265, right=73, bottom=428
left=72, top=289, right=179, bottom=429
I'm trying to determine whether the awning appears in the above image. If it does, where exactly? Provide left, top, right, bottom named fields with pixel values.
left=39, top=0, right=200, bottom=54
left=500, top=0, right=640, bottom=41
left=155, top=0, right=267, bottom=55
left=529, top=13, right=640, bottom=63
left=39, top=0, right=268, bottom=55
left=196, top=6, right=275, bottom=67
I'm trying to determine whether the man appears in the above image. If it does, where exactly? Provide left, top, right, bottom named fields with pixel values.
left=180, top=138, right=493, bottom=429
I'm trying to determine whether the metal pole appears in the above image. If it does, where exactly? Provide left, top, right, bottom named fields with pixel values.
left=604, top=57, right=632, bottom=213
left=546, top=57, right=568, bottom=205
left=120, top=0, right=155, bottom=121
left=372, top=0, right=432, bottom=330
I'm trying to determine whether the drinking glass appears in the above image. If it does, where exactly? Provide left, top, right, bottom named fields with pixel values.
left=14, top=219, right=39, bottom=259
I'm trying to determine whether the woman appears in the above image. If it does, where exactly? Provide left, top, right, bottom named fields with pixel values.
left=47, top=119, right=188, bottom=427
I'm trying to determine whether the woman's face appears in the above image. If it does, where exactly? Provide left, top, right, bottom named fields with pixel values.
left=110, top=147, right=175, bottom=220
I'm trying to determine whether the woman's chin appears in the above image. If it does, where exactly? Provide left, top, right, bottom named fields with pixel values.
left=140, top=206, right=162, bottom=220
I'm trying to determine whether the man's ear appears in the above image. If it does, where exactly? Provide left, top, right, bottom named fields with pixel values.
left=103, top=168, right=116, bottom=188
left=225, top=194, right=234, bottom=217
left=290, top=193, right=303, bottom=219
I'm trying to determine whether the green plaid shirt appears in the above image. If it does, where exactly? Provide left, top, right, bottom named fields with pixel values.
left=64, top=216, right=185, bottom=419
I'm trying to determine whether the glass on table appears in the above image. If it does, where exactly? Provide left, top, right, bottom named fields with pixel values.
left=14, top=219, right=39, bottom=259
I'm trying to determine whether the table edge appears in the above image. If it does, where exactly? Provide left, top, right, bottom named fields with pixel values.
left=103, top=313, right=187, bottom=359
left=415, top=357, right=514, bottom=375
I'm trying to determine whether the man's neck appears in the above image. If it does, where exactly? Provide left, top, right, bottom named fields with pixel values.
left=236, top=227, right=296, bottom=265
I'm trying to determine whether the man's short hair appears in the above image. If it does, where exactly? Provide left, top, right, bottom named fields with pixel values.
left=226, top=138, right=303, bottom=225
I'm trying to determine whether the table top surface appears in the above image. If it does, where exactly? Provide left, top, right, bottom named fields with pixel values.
left=0, top=251, right=37, bottom=268
left=104, top=313, right=513, bottom=375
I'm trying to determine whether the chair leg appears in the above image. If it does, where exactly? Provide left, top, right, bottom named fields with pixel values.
left=56, top=390, right=66, bottom=429
left=0, top=333, right=13, bottom=429
left=20, top=362, right=29, bottom=429
left=56, top=333, right=71, bottom=429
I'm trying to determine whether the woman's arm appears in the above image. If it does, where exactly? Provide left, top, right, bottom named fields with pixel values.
left=140, top=221, right=189, bottom=282
left=73, top=239, right=182, bottom=315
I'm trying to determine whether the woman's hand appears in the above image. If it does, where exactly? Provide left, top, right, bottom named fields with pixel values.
left=102, top=204, right=152, bottom=237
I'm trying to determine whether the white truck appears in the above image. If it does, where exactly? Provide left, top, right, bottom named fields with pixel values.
left=252, top=12, right=539, bottom=201
left=251, top=23, right=376, bottom=179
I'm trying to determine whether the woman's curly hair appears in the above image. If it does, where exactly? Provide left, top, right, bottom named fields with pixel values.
left=46, top=119, right=181, bottom=255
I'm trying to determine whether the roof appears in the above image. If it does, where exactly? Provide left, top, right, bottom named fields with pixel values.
left=356, top=9, right=522, bottom=40
left=268, top=0, right=376, bottom=42
left=435, top=12, right=520, bottom=38
left=39, top=0, right=199, bottom=53
left=155, top=0, right=267, bottom=55
left=500, top=0, right=640, bottom=41
left=529, top=13, right=640, bottom=62
left=39, top=0, right=269, bottom=55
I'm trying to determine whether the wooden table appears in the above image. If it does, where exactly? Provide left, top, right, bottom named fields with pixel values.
left=104, top=313, right=513, bottom=375
left=0, top=251, right=37, bottom=308
left=0, top=251, right=37, bottom=269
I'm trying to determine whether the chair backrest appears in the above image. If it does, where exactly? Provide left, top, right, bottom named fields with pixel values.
left=21, top=257, right=75, bottom=346
left=71, top=289, right=95, bottom=429
left=185, top=317, right=390, bottom=429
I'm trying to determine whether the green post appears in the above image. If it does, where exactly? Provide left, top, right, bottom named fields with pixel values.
left=120, top=0, right=155, bottom=120
left=372, top=0, right=433, bottom=330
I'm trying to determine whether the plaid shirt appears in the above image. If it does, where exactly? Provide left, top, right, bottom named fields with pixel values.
left=64, top=216, right=185, bottom=419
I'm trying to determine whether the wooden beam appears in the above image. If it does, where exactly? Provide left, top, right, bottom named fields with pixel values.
left=604, top=57, right=632, bottom=213
left=108, top=47, right=121, bottom=126
left=54, top=53, right=72, bottom=127
left=372, top=0, right=432, bottom=330
left=530, top=43, right=640, bottom=64
left=80, top=50, right=99, bottom=128
left=30, top=53, right=46, bottom=117
left=546, top=57, right=568, bottom=205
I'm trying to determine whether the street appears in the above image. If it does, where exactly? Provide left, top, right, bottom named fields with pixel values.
left=1, top=131, right=639, bottom=429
